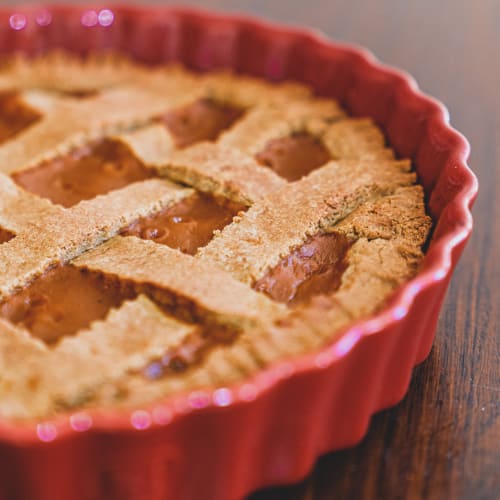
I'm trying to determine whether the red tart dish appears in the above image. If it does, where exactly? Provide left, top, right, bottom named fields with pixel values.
left=0, top=5, right=477, bottom=500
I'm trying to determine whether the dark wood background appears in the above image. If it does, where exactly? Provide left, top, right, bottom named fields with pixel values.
left=6, top=1, right=499, bottom=498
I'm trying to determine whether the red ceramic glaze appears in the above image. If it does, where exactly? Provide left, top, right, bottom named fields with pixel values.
left=0, top=5, right=478, bottom=500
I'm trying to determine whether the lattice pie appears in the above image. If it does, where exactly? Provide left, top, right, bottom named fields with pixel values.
left=0, top=53, right=432, bottom=419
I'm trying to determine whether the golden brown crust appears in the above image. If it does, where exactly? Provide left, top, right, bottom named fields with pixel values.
left=0, top=317, right=50, bottom=419
left=113, top=124, right=175, bottom=166
left=332, top=185, right=432, bottom=245
left=156, top=142, right=287, bottom=205
left=202, top=70, right=312, bottom=107
left=322, top=118, right=395, bottom=161
left=73, top=236, right=285, bottom=331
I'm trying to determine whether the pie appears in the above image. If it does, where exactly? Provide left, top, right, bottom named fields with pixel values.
left=0, top=52, right=432, bottom=420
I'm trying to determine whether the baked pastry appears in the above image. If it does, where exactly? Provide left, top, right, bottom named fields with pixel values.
left=0, top=52, right=431, bottom=420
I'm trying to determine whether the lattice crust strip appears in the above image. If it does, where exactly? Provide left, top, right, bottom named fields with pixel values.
left=113, top=124, right=175, bottom=167
left=202, top=70, right=313, bottom=107
left=322, top=118, right=395, bottom=160
left=73, top=236, right=286, bottom=331
left=154, top=142, right=287, bottom=205
left=0, top=54, right=433, bottom=419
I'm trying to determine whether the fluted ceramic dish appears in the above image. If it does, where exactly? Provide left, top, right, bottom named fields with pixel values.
left=0, top=5, right=477, bottom=500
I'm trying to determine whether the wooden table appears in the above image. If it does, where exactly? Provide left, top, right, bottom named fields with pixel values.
left=3, top=1, right=497, bottom=498
left=175, top=1, right=499, bottom=498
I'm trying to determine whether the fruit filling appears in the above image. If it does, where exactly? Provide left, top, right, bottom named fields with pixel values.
left=121, top=193, right=246, bottom=255
left=0, top=92, right=41, bottom=144
left=59, top=89, right=99, bottom=98
left=254, top=233, right=352, bottom=306
left=159, top=98, right=244, bottom=148
left=12, top=139, right=156, bottom=207
left=0, top=265, right=136, bottom=345
left=255, top=132, right=331, bottom=181
left=0, top=228, right=15, bottom=244
left=142, top=325, right=237, bottom=380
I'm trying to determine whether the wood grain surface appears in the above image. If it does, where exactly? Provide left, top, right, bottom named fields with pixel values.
left=3, top=1, right=498, bottom=499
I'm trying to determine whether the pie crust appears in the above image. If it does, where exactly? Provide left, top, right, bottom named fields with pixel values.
left=0, top=52, right=432, bottom=420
